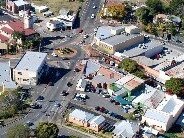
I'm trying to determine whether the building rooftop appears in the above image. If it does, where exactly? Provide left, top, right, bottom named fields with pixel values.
left=1, top=27, right=14, bottom=34
left=115, top=74, right=135, bottom=85
left=84, top=59, right=101, bottom=76
left=121, top=40, right=163, bottom=57
left=113, top=120, right=139, bottom=138
left=69, top=109, right=94, bottom=122
left=14, top=0, right=29, bottom=7
left=157, top=95, right=184, bottom=117
left=101, top=33, right=142, bottom=47
left=0, top=34, right=9, bottom=43
left=92, top=75, right=117, bottom=85
left=89, top=115, right=105, bottom=125
left=144, top=108, right=172, bottom=124
left=0, top=62, right=17, bottom=89
left=132, top=85, right=165, bottom=108
left=14, top=51, right=47, bottom=72
left=95, top=26, right=114, bottom=40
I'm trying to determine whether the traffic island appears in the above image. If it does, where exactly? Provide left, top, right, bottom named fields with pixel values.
left=54, top=47, right=77, bottom=58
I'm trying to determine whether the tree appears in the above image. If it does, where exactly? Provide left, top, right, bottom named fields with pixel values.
left=165, top=78, right=184, bottom=96
left=7, top=124, right=30, bottom=138
left=12, top=31, right=24, bottom=40
left=119, top=58, right=139, bottom=73
left=145, top=0, right=165, bottom=15
left=135, top=7, right=153, bottom=25
left=36, top=122, right=59, bottom=138
left=107, top=3, right=126, bottom=19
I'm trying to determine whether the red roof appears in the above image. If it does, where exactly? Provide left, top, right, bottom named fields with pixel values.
left=1, top=27, right=14, bottom=34
left=0, top=34, right=9, bottom=43
left=8, top=20, right=37, bottom=36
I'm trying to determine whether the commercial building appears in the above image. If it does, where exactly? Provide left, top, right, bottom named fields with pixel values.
left=68, top=109, right=105, bottom=132
left=112, top=120, right=139, bottom=138
left=6, top=0, right=31, bottom=14
left=93, top=25, right=144, bottom=54
left=142, top=94, right=184, bottom=132
left=13, top=51, right=48, bottom=86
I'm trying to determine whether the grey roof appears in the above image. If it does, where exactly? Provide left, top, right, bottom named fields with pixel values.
left=101, top=34, right=142, bottom=47
left=89, top=115, right=105, bottom=125
left=144, top=109, right=171, bottom=124
left=122, top=40, right=163, bottom=57
left=113, top=120, right=139, bottom=138
left=70, top=109, right=94, bottom=122
left=85, top=60, right=101, bottom=76
left=161, top=98, right=177, bottom=113
left=15, top=52, right=47, bottom=72
left=14, top=0, right=29, bottom=6
left=0, top=62, right=17, bottom=89
left=92, top=75, right=116, bottom=84
left=95, top=26, right=115, bottom=40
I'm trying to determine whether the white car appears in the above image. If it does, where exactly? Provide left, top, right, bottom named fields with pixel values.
left=83, top=34, right=88, bottom=39
left=93, top=6, right=96, bottom=9
left=51, top=52, right=58, bottom=57
left=91, top=14, right=95, bottom=19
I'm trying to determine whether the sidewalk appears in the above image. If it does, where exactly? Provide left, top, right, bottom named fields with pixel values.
left=0, top=53, right=23, bottom=59
left=61, top=125, right=97, bottom=138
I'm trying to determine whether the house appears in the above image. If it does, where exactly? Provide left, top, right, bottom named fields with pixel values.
left=93, top=25, right=144, bottom=54
left=13, top=51, right=48, bottom=86
left=154, top=14, right=182, bottom=25
left=89, top=115, right=105, bottom=132
left=6, top=0, right=31, bottom=14
left=112, top=120, right=139, bottom=138
left=76, top=78, right=87, bottom=91
left=0, top=61, right=17, bottom=93
left=68, top=109, right=105, bottom=132
left=142, top=94, right=184, bottom=132
left=0, top=15, right=38, bottom=53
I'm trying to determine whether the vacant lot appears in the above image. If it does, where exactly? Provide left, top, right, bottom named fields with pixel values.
left=33, top=0, right=81, bottom=14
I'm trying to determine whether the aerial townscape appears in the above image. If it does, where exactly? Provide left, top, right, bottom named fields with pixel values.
left=0, top=0, right=184, bottom=138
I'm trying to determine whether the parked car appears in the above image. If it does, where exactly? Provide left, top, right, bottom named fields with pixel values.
left=110, top=99, right=115, bottom=103
left=26, top=121, right=33, bottom=126
left=54, top=103, right=61, bottom=107
left=95, top=106, right=100, bottom=111
left=51, top=52, right=58, bottom=57
left=67, top=82, right=73, bottom=87
left=61, top=90, right=69, bottom=96
left=91, top=14, right=95, bottom=19
left=36, top=95, right=44, bottom=101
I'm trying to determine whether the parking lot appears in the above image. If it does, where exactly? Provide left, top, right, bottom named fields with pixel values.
left=71, top=91, right=126, bottom=120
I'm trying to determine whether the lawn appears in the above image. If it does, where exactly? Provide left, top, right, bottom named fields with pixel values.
left=33, top=0, right=82, bottom=14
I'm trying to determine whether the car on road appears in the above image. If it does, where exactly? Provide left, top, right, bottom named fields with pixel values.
left=95, top=106, right=100, bottom=111
left=26, top=121, right=33, bottom=126
left=78, top=29, right=83, bottom=33
left=91, top=14, right=95, bottom=19
left=61, top=90, right=69, bottom=96
left=54, top=103, right=61, bottom=107
left=67, top=82, right=73, bottom=87
left=93, top=6, right=96, bottom=9
left=36, top=95, right=44, bottom=101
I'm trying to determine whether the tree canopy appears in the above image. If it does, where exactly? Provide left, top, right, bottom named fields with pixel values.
left=7, top=124, right=30, bottom=138
left=165, top=78, right=184, bottom=96
left=36, top=122, right=59, bottom=138
left=135, top=7, right=153, bottom=25
left=145, top=0, right=165, bottom=15
left=107, top=3, right=126, bottom=19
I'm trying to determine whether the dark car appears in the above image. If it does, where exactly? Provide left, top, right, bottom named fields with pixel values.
left=110, top=99, right=115, bottom=103
left=36, top=95, right=44, bottom=101
left=61, top=90, right=69, bottom=96
left=99, top=107, right=106, bottom=112
left=67, top=82, right=73, bottom=87
left=114, top=102, right=120, bottom=105
left=95, top=106, right=100, bottom=111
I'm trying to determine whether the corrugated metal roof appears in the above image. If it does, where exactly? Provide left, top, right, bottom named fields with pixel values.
left=89, top=115, right=105, bottom=125
left=69, top=109, right=94, bottom=122
left=14, top=51, right=47, bottom=72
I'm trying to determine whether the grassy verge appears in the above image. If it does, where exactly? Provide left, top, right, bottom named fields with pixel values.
left=33, top=0, right=82, bottom=14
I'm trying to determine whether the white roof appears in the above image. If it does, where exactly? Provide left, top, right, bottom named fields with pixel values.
left=156, top=94, right=184, bottom=117
left=115, top=74, right=135, bottom=85
left=132, top=85, right=165, bottom=108
left=0, top=62, right=17, bottom=89
left=14, top=0, right=29, bottom=6
left=76, top=79, right=87, bottom=89
left=69, top=109, right=94, bottom=122
left=14, top=52, right=47, bottom=72
left=89, top=115, right=105, bottom=125
left=113, top=120, right=139, bottom=138
left=84, top=59, right=101, bottom=76
left=144, top=109, right=172, bottom=124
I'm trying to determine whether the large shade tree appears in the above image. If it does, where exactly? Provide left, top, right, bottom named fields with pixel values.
left=36, top=122, right=59, bottom=138
left=7, top=124, right=30, bottom=138
left=165, top=77, right=184, bottom=96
